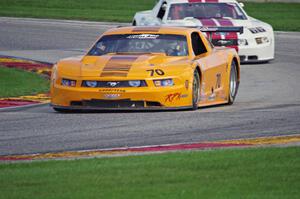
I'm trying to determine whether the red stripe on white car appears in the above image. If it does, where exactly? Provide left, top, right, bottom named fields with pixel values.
left=198, top=19, right=221, bottom=39
left=188, top=0, right=239, bottom=51
left=211, top=19, right=224, bottom=39
left=199, top=19, right=216, bottom=26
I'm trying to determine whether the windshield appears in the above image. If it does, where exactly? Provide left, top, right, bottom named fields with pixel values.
left=88, top=34, right=188, bottom=56
left=167, top=3, right=246, bottom=20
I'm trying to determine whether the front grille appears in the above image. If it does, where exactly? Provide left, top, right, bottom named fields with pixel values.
left=71, top=99, right=144, bottom=108
left=146, top=101, right=161, bottom=107
left=82, top=80, right=147, bottom=88
left=239, top=55, right=246, bottom=62
left=248, top=56, right=258, bottom=60
left=212, top=39, right=237, bottom=47
left=239, top=55, right=258, bottom=62
left=70, top=99, right=162, bottom=108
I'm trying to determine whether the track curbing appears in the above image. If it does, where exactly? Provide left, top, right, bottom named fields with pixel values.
left=1, top=134, right=299, bottom=162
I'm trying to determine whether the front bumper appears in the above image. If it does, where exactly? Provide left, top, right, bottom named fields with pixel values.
left=51, top=104, right=192, bottom=111
left=238, top=36, right=275, bottom=63
left=51, top=83, right=192, bottom=110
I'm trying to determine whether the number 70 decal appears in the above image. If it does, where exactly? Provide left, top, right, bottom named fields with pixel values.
left=147, top=69, right=165, bottom=76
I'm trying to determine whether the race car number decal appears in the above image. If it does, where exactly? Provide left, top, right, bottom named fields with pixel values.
left=147, top=69, right=165, bottom=76
left=215, top=73, right=221, bottom=89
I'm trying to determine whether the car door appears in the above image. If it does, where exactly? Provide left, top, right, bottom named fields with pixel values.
left=191, top=31, right=228, bottom=102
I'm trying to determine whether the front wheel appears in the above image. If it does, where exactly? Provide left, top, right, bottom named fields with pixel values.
left=228, top=61, right=239, bottom=105
left=192, top=70, right=200, bottom=110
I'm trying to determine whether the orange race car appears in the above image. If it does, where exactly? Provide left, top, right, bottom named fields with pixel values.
left=50, top=26, right=240, bottom=111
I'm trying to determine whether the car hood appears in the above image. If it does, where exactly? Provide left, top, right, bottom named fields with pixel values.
left=58, top=54, right=191, bottom=78
left=164, top=17, right=272, bottom=32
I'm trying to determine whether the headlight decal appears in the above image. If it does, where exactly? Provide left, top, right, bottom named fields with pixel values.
left=255, top=37, right=270, bottom=44
left=61, top=79, right=76, bottom=87
left=238, top=39, right=248, bottom=46
left=85, top=81, right=98, bottom=88
left=153, top=79, right=174, bottom=87
left=128, top=80, right=141, bottom=87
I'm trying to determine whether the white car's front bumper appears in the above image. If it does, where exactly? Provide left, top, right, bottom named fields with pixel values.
left=238, top=36, right=274, bottom=63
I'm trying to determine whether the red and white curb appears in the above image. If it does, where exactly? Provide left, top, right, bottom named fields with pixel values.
left=1, top=134, right=299, bottom=162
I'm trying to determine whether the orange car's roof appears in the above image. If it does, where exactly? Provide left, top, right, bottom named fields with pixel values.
left=103, top=26, right=198, bottom=36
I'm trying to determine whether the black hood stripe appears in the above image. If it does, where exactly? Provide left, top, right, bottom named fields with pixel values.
left=100, top=55, right=140, bottom=77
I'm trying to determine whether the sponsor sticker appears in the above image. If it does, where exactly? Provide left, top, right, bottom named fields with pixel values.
left=104, top=94, right=121, bottom=99
left=181, top=94, right=188, bottom=98
left=127, top=34, right=159, bottom=39
left=165, top=93, right=181, bottom=102
left=99, top=89, right=126, bottom=93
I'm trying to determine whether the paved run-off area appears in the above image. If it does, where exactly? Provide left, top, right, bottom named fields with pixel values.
left=0, top=18, right=300, bottom=156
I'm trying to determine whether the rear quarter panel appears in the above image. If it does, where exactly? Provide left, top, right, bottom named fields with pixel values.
left=195, top=47, right=239, bottom=105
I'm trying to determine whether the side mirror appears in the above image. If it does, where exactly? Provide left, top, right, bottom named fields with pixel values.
left=239, top=3, right=244, bottom=8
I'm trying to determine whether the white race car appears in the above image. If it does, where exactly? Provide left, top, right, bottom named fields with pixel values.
left=133, top=0, right=274, bottom=63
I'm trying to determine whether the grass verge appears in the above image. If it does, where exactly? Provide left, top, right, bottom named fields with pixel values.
left=244, top=3, right=300, bottom=32
left=0, top=66, right=49, bottom=98
left=0, top=1, right=299, bottom=31
left=0, top=0, right=155, bottom=23
left=0, top=147, right=299, bottom=199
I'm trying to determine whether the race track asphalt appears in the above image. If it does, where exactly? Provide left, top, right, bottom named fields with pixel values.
left=0, top=18, right=300, bottom=156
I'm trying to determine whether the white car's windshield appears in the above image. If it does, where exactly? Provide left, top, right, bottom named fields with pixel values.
left=167, top=3, right=246, bottom=20
left=88, top=34, right=188, bottom=56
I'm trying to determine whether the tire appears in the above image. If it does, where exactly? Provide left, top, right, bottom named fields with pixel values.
left=191, top=70, right=200, bottom=110
left=132, top=20, right=136, bottom=26
left=228, top=61, right=239, bottom=105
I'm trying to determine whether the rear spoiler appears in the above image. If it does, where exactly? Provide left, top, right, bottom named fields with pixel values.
left=197, top=26, right=244, bottom=41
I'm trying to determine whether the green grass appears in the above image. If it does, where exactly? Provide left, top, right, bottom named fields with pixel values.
left=0, top=0, right=155, bottom=22
left=0, top=1, right=299, bottom=31
left=244, top=3, right=300, bottom=32
left=0, top=66, right=49, bottom=97
left=1, top=147, right=299, bottom=199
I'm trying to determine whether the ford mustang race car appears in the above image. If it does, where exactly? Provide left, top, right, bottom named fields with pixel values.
left=133, top=0, right=274, bottom=63
left=50, top=26, right=240, bottom=111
